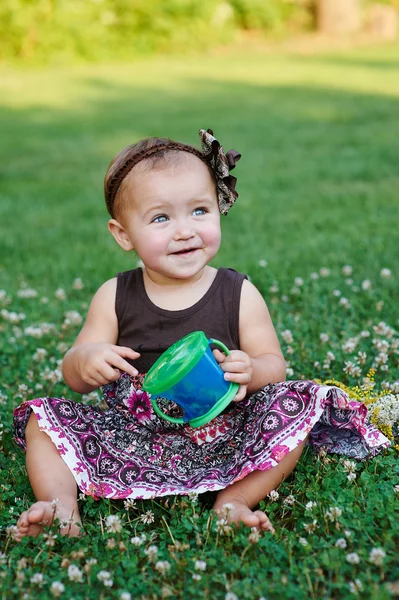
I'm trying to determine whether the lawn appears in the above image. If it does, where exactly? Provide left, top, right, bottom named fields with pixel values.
left=0, top=42, right=399, bottom=599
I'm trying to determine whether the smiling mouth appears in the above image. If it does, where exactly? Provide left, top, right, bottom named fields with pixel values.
left=172, top=248, right=200, bottom=255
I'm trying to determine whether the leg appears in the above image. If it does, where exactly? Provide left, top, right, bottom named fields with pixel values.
left=15, top=412, right=82, bottom=540
left=213, top=438, right=307, bottom=531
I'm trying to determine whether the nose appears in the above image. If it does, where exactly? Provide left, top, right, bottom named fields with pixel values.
left=173, top=218, right=195, bottom=241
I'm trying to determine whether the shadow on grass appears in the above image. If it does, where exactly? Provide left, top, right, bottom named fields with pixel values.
left=1, top=67, right=398, bottom=288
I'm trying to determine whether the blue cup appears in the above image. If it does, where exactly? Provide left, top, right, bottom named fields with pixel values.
left=143, top=331, right=239, bottom=427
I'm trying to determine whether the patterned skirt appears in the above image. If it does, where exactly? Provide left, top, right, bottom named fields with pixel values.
left=13, top=375, right=390, bottom=500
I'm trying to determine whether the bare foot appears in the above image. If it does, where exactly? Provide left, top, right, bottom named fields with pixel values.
left=213, top=500, right=275, bottom=533
left=14, top=501, right=82, bottom=541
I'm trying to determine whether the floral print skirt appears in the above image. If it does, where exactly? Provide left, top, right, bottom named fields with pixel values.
left=13, top=375, right=390, bottom=500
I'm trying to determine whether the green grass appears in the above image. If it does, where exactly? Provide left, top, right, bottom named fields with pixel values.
left=1, top=43, right=399, bottom=599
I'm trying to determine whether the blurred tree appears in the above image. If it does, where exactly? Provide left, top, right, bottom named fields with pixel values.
left=316, top=0, right=361, bottom=34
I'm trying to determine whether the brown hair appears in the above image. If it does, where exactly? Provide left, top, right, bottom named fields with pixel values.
left=104, top=137, right=214, bottom=220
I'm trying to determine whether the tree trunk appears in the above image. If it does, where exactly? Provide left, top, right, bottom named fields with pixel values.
left=317, top=0, right=361, bottom=34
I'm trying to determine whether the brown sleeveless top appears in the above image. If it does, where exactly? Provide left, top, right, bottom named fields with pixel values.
left=116, top=267, right=247, bottom=373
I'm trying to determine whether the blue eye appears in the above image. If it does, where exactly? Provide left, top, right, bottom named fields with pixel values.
left=152, top=215, right=168, bottom=223
left=193, top=207, right=206, bottom=216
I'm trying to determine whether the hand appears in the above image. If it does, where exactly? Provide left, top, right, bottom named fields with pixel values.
left=212, top=349, right=253, bottom=402
left=75, top=343, right=140, bottom=388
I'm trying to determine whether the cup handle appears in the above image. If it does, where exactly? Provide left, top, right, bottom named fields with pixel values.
left=209, top=338, right=231, bottom=356
left=150, top=397, right=185, bottom=424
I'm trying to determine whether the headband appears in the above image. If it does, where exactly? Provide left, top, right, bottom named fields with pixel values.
left=105, top=129, right=241, bottom=217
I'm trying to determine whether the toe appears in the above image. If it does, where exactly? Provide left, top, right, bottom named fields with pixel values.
left=254, top=510, right=275, bottom=533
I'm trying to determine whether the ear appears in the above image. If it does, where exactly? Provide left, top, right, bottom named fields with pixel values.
left=108, top=219, right=134, bottom=251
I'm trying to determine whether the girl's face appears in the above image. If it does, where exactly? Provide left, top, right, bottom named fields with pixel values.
left=109, top=154, right=221, bottom=285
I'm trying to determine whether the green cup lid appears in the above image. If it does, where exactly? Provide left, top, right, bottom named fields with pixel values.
left=143, top=331, right=208, bottom=395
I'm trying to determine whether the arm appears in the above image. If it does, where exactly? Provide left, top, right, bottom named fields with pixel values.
left=214, top=279, right=286, bottom=400
left=62, top=278, right=140, bottom=394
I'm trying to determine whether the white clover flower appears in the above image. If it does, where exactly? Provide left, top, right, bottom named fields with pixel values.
left=286, top=367, right=294, bottom=378
left=0, top=290, right=11, bottom=303
left=294, top=277, right=304, bottom=287
left=320, top=267, right=330, bottom=277
left=291, top=286, right=301, bottom=295
left=140, top=510, right=155, bottom=524
left=268, top=490, right=279, bottom=501
left=298, top=537, right=308, bottom=546
left=344, top=530, right=352, bottom=538
left=394, top=485, right=399, bottom=494
left=225, top=593, right=239, bottom=600
left=30, top=573, right=44, bottom=585
left=339, top=297, right=351, bottom=309
left=6, top=525, right=18, bottom=537
left=348, top=579, right=363, bottom=593
left=258, top=259, right=268, bottom=268
left=1, top=309, right=26, bottom=323
left=281, top=295, right=288, bottom=302
left=192, top=573, right=202, bottom=581
left=97, top=570, right=112, bottom=583
left=380, top=268, right=392, bottom=279
left=72, top=277, right=84, bottom=290
left=281, top=330, right=294, bottom=344
left=373, top=322, right=395, bottom=338
left=195, top=560, right=207, bottom=571
left=55, top=288, right=66, bottom=300
left=369, top=547, right=386, bottom=565
left=144, top=545, right=159, bottom=560
left=216, top=517, right=233, bottom=536
left=155, top=560, right=171, bottom=574
left=269, top=283, right=279, bottom=294
left=343, top=362, right=362, bottom=378
left=361, top=279, right=372, bottom=291
left=326, top=507, right=342, bottom=521
left=130, top=535, right=145, bottom=546
left=320, top=333, right=329, bottom=343
left=347, top=472, right=357, bottom=482
left=346, top=552, right=360, bottom=564
left=124, top=498, right=137, bottom=510
left=368, top=394, right=399, bottom=428
left=332, top=289, right=341, bottom=297
left=342, top=265, right=353, bottom=276
left=248, top=527, right=260, bottom=544
left=67, top=564, right=84, bottom=583
left=342, top=337, right=358, bottom=353
left=105, top=514, right=122, bottom=533
left=310, top=272, right=319, bottom=280
left=32, top=348, right=47, bottom=361
left=376, top=300, right=384, bottom=312
left=284, top=494, right=295, bottom=506
left=335, top=538, right=347, bottom=549
left=63, top=311, right=83, bottom=327
left=305, top=501, right=317, bottom=511
left=17, top=288, right=38, bottom=298
left=50, top=581, right=65, bottom=597
left=303, top=519, right=318, bottom=533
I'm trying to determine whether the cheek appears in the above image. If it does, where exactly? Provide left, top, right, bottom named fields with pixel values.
left=202, top=221, right=221, bottom=250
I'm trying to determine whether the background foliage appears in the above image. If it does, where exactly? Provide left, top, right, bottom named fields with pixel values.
left=0, top=0, right=378, bottom=64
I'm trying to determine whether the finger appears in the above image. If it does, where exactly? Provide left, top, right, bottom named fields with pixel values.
left=232, top=385, right=248, bottom=402
left=107, top=353, right=138, bottom=377
left=112, top=346, right=141, bottom=360
left=100, top=362, right=125, bottom=382
left=219, top=360, right=250, bottom=373
left=224, top=371, right=251, bottom=384
left=212, top=348, right=226, bottom=363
